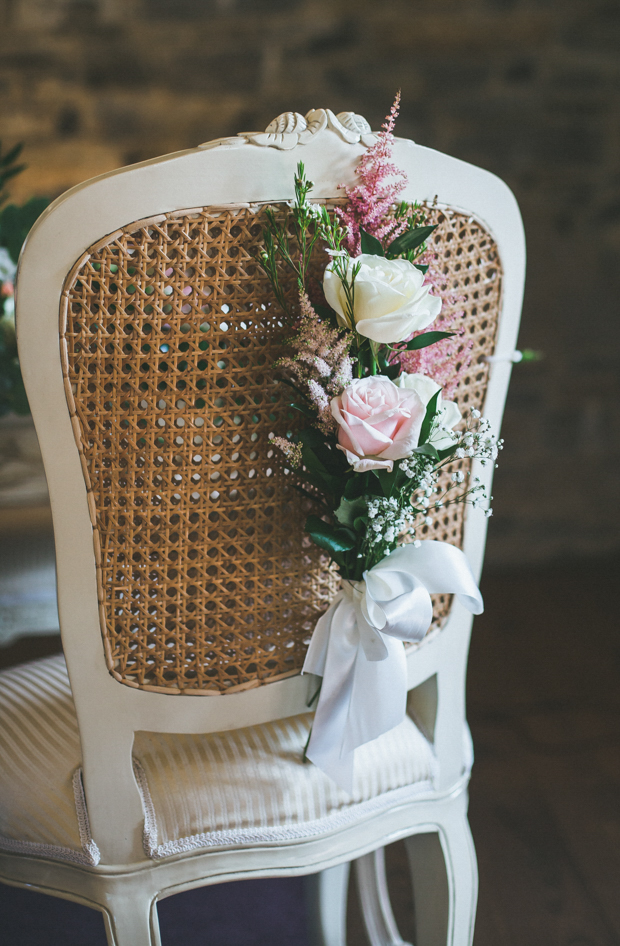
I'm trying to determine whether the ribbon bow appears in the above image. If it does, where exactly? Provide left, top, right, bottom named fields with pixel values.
left=302, top=540, right=483, bottom=792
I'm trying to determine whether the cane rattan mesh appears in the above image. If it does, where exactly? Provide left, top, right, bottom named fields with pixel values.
left=60, top=203, right=501, bottom=694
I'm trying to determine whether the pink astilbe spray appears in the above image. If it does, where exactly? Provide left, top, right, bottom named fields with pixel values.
left=337, top=92, right=411, bottom=255
left=276, top=292, right=354, bottom=440
left=395, top=251, right=473, bottom=399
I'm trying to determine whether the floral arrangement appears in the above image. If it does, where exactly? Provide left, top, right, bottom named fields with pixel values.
left=259, top=98, right=501, bottom=583
left=254, top=97, right=499, bottom=790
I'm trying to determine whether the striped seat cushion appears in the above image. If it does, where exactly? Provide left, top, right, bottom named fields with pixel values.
left=0, top=655, right=436, bottom=865
left=0, top=655, right=96, bottom=865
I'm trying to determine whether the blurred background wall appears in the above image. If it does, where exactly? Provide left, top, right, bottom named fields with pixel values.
left=0, top=0, right=619, bottom=567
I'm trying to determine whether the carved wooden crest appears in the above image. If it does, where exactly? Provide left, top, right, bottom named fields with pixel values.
left=199, top=109, right=378, bottom=151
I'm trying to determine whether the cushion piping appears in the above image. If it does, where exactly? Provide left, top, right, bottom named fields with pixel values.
left=0, top=769, right=100, bottom=867
left=132, top=755, right=441, bottom=860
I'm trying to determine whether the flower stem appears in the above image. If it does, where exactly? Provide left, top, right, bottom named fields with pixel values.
left=370, top=341, right=379, bottom=375
left=302, top=680, right=322, bottom=763
left=302, top=725, right=313, bottom=763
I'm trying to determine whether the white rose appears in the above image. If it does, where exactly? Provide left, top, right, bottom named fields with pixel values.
left=395, top=372, right=461, bottom=451
left=323, top=253, right=442, bottom=344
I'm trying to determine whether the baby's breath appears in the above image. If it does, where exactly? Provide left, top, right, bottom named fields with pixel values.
left=355, top=407, right=503, bottom=568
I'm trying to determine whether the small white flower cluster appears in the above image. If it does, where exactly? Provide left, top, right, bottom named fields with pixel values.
left=305, top=202, right=325, bottom=221
left=400, top=455, right=440, bottom=519
left=361, top=408, right=503, bottom=558
left=455, top=409, right=504, bottom=467
left=429, top=405, right=461, bottom=446
left=469, top=476, right=494, bottom=517
left=366, top=497, right=411, bottom=549
left=399, top=453, right=436, bottom=484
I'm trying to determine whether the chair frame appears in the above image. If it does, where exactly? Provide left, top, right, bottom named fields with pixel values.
left=2, top=110, right=525, bottom=946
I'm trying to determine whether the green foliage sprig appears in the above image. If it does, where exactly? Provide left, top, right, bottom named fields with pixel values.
left=0, top=142, right=50, bottom=416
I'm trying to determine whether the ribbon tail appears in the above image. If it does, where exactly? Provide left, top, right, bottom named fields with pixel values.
left=306, top=630, right=408, bottom=792
left=302, top=592, right=344, bottom=678
left=303, top=539, right=483, bottom=794
left=342, top=634, right=408, bottom=756
left=305, top=598, right=359, bottom=792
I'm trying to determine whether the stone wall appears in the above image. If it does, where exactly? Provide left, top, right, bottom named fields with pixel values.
left=1, top=0, right=619, bottom=566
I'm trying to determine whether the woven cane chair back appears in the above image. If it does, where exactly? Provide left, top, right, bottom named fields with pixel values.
left=60, top=203, right=501, bottom=695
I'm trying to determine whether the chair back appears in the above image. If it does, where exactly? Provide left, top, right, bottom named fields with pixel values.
left=59, top=200, right=503, bottom=697
left=17, top=110, right=525, bottom=863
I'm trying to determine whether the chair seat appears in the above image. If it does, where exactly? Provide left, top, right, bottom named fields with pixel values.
left=0, top=655, right=437, bottom=866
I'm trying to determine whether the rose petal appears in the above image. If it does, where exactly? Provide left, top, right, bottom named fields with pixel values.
left=356, top=306, right=435, bottom=343
left=338, top=446, right=394, bottom=472
left=395, top=372, right=441, bottom=400
left=353, top=277, right=408, bottom=322
left=323, top=266, right=349, bottom=326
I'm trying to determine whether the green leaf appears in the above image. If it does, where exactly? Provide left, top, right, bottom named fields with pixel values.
left=404, top=331, right=455, bottom=351
left=299, top=428, right=349, bottom=476
left=298, top=427, right=328, bottom=449
left=292, top=483, right=325, bottom=505
left=375, top=467, right=398, bottom=497
left=414, top=263, right=429, bottom=275
left=437, top=445, right=457, bottom=461
left=383, top=363, right=401, bottom=380
left=0, top=142, right=24, bottom=169
left=298, top=468, right=333, bottom=495
left=299, top=442, right=347, bottom=496
left=412, top=443, right=440, bottom=460
left=335, top=496, right=367, bottom=527
left=376, top=349, right=401, bottom=381
left=0, top=141, right=26, bottom=205
left=300, top=445, right=327, bottom=476
left=278, top=377, right=306, bottom=398
left=0, top=196, right=50, bottom=262
left=360, top=228, right=385, bottom=257
left=344, top=472, right=378, bottom=500
left=386, top=225, right=437, bottom=258
left=305, top=515, right=356, bottom=553
left=312, top=303, right=336, bottom=320
left=419, top=390, right=441, bottom=445
left=289, top=401, right=316, bottom=418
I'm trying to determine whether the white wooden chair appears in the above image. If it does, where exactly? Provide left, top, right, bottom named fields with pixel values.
left=1, top=109, right=524, bottom=946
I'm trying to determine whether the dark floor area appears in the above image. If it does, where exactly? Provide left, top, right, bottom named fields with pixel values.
left=1, top=557, right=618, bottom=945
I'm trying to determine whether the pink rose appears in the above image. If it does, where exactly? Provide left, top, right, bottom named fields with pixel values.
left=331, top=376, right=425, bottom=472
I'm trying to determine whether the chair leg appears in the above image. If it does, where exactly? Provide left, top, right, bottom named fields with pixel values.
left=441, top=807, right=478, bottom=946
left=404, top=808, right=478, bottom=946
left=304, top=861, right=350, bottom=946
left=101, top=893, right=161, bottom=946
left=355, top=846, right=412, bottom=946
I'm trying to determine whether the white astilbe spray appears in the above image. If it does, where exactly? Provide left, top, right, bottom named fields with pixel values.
left=268, top=435, right=303, bottom=468
left=276, top=291, right=354, bottom=435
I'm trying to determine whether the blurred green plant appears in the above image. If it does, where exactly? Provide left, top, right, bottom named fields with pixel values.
left=0, top=141, right=50, bottom=416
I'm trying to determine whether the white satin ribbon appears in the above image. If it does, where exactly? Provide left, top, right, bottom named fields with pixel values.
left=302, top=540, right=483, bottom=792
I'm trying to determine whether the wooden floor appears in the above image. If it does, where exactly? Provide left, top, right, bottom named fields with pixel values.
left=1, top=556, right=618, bottom=944
left=467, top=559, right=620, bottom=946
left=349, top=557, right=620, bottom=946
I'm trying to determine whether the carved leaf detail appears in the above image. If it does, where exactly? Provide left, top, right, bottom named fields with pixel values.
left=336, top=112, right=372, bottom=135
left=303, top=109, right=328, bottom=138
left=265, top=112, right=308, bottom=135
left=235, top=107, right=372, bottom=148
